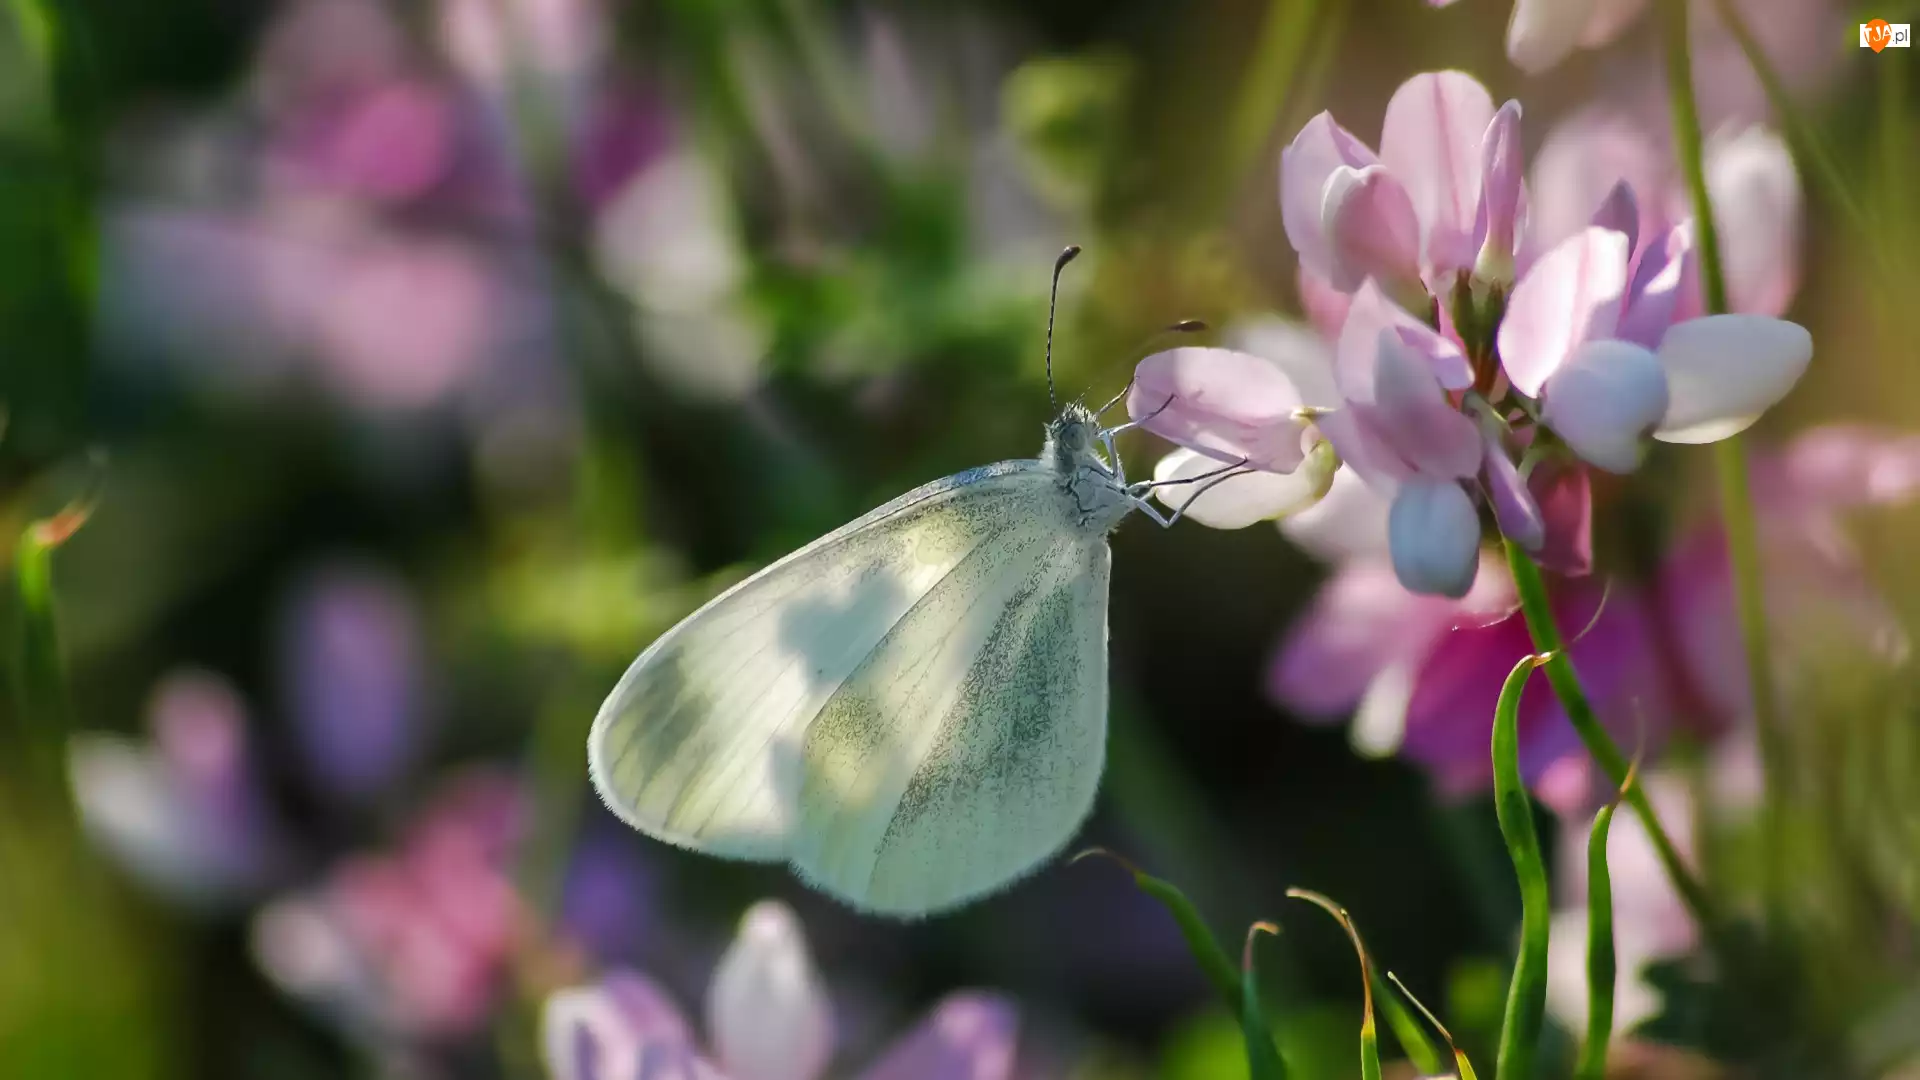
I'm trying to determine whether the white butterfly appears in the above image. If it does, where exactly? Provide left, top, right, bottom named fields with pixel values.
left=588, top=251, right=1247, bottom=917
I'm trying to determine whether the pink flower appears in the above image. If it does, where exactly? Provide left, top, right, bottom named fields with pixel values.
left=1269, top=426, right=1920, bottom=806
left=250, top=771, right=532, bottom=1041
left=542, top=901, right=1019, bottom=1080
left=1137, top=72, right=1812, bottom=599
left=1280, top=72, right=1517, bottom=302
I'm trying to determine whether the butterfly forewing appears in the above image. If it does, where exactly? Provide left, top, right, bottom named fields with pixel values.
left=588, top=461, right=1071, bottom=862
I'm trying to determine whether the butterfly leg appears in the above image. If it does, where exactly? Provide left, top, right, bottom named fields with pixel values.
left=1127, top=458, right=1253, bottom=528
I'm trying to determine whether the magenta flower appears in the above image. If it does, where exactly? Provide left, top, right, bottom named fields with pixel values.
left=1269, top=426, right=1920, bottom=807
left=1131, top=70, right=1811, bottom=599
left=542, top=901, right=1019, bottom=1080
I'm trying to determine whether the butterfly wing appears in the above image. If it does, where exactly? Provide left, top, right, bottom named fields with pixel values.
left=790, top=534, right=1110, bottom=915
left=587, top=460, right=1083, bottom=869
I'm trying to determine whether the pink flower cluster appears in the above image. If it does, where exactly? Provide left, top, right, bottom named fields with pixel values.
left=1127, top=70, right=1812, bottom=600
left=544, top=901, right=1020, bottom=1080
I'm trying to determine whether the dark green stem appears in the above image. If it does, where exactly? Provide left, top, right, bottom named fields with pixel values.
left=1661, top=0, right=1792, bottom=887
left=1575, top=801, right=1620, bottom=1080
left=1491, top=656, right=1549, bottom=1080
left=1503, top=540, right=1717, bottom=928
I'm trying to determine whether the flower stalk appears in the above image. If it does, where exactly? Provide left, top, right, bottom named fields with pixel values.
left=1660, top=0, right=1791, bottom=873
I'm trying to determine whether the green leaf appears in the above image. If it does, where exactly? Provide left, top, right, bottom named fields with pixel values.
left=1388, top=970, right=1482, bottom=1080
left=1375, top=962, right=1449, bottom=1077
left=11, top=505, right=87, bottom=805
left=1285, top=890, right=1381, bottom=1080
left=1576, top=795, right=1623, bottom=1080
left=1077, top=850, right=1285, bottom=1078
left=1243, top=923, right=1289, bottom=1080
left=1074, top=848, right=1242, bottom=1011
left=1492, top=654, right=1551, bottom=1080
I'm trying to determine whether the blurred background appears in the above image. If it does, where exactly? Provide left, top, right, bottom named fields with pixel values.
left=2, top=0, right=1918, bottom=1077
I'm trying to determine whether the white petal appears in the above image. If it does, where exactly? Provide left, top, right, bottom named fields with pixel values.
left=1152, top=445, right=1333, bottom=530
left=1542, top=340, right=1670, bottom=473
left=1653, top=315, right=1812, bottom=444
left=1350, top=660, right=1415, bottom=758
left=1279, top=466, right=1393, bottom=561
left=1507, top=0, right=1602, bottom=73
left=1387, top=479, right=1482, bottom=598
left=706, top=902, right=833, bottom=1080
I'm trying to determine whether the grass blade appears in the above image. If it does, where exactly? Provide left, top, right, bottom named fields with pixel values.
left=1243, top=922, right=1289, bottom=1080
left=1074, top=848, right=1241, bottom=1011
left=1387, top=971, right=1481, bottom=1080
left=1576, top=774, right=1635, bottom=1080
left=1492, top=654, right=1551, bottom=1080
left=1374, top=961, right=1448, bottom=1076
left=1286, top=890, right=1381, bottom=1080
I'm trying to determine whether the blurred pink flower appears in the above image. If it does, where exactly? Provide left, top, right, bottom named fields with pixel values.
left=1428, top=0, right=1844, bottom=105
left=542, top=900, right=1020, bottom=1080
left=99, top=0, right=671, bottom=422
left=251, top=771, right=532, bottom=1042
left=1270, top=426, right=1920, bottom=809
left=69, top=669, right=290, bottom=908
left=1529, top=112, right=1803, bottom=319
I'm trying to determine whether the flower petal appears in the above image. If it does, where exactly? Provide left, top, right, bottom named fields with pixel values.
left=1387, top=479, right=1482, bottom=598
left=1334, top=279, right=1472, bottom=398
left=1380, top=71, right=1495, bottom=273
left=1320, top=164, right=1425, bottom=294
left=1127, top=347, right=1310, bottom=471
left=1707, top=125, right=1802, bottom=317
left=1475, top=101, right=1526, bottom=280
left=855, top=993, right=1017, bottom=1080
left=1525, top=109, right=1666, bottom=258
left=1281, top=112, right=1380, bottom=281
left=1616, top=221, right=1697, bottom=347
left=1529, top=457, right=1594, bottom=576
left=1225, top=315, right=1341, bottom=406
left=1279, top=464, right=1392, bottom=561
left=1482, top=429, right=1544, bottom=550
left=1267, top=559, right=1450, bottom=715
left=1653, top=315, right=1812, bottom=444
left=543, top=974, right=696, bottom=1080
left=1498, top=225, right=1632, bottom=396
left=706, top=901, right=833, bottom=1080
left=1150, top=445, right=1332, bottom=530
left=1506, top=0, right=1603, bottom=73
left=1587, top=179, right=1639, bottom=255
left=1542, top=339, right=1670, bottom=473
left=1370, top=332, right=1483, bottom=478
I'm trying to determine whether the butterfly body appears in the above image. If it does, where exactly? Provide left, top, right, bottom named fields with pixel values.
left=588, top=403, right=1141, bottom=916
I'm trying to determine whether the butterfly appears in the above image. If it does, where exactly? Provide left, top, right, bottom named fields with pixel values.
left=587, top=248, right=1249, bottom=916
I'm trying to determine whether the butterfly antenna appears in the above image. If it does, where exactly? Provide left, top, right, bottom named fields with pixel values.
left=1047, top=245, right=1081, bottom=411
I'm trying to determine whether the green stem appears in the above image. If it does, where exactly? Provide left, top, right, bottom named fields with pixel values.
left=1661, top=0, right=1792, bottom=884
left=1491, top=656, right=1549, bottom=1080
left=1575, top=801, right=1620, bottom=1080
left=1223, top=0, right=1328, bottom=185
left=1710, top=0, right=1871, bottom=235
left=1502, top=540, right=1716, bottom=928
left=12, top=515, right=80, bottom=811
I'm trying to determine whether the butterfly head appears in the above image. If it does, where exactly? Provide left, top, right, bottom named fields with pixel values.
left=1045, top=402, right=1103, bottom=465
